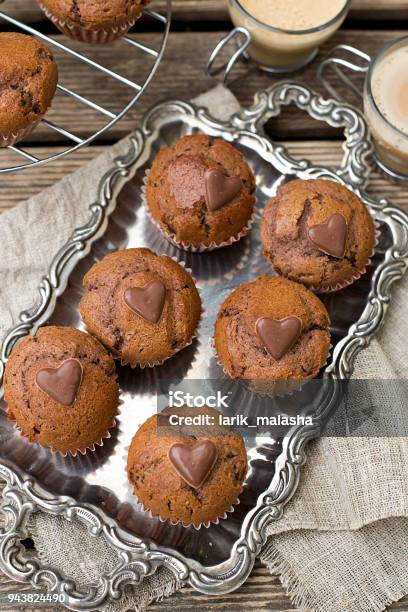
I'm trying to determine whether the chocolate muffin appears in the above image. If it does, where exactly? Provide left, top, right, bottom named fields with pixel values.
left=3, top=326, right=119, bottom=455
left=146, top=134, right=256, bottom=250
left=127, top=408, right=248, bottom=527
left=0, top=33, right=58, bottom=147
left=260, top=179, right=375, bottom=292
left=37, top=0, right=150, bottom=43
left=214, top=276, right=331, bottom=384
left=79, top=248, right=202, bottom=367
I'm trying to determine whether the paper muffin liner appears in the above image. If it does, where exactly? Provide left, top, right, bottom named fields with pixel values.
left=310, top=220, right=381, bottom=294
left=36, top=0, right=140, bottom=43
left=118, top=257, right=205, bottom=369
left=6, top=387, right=121, bottom=458
left=149, top=211, right=257, bottom=253
left=142, top=168, right=257, bottom=253
left=211, top=336, right=333, bottom=399
left=137, top=492, right=241, bottom=530
left=0, top=120, right=40, bottom=148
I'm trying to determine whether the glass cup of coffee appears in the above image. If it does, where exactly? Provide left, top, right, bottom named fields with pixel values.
left=226, top=0, right=351, bottom=73
left=364, top=36, right=408, bottom=181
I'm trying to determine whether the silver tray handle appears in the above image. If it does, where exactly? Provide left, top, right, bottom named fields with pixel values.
left=317, top=44, right=371, bottom=101
left=207, top=27, right=251, bottom=84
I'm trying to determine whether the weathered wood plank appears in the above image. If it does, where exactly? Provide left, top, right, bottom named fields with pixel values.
left=351, top=0, right=408, bottom=19
left=3, top=0, right=408, bottom=23
left=0, top=28, right=404, bottom=150
left=0, top=146, right=106, bottom=209
left=0, top=141, right=406, bottom=212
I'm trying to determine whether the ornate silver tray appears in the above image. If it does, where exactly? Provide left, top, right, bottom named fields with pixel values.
left=1, top=82, right=408, bottom=610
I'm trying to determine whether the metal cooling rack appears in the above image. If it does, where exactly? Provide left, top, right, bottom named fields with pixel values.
left=0, top=2, right=171, bottom=174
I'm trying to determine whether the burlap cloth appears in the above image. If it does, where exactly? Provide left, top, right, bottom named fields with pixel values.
left=1, top=86, right=408, bottom=612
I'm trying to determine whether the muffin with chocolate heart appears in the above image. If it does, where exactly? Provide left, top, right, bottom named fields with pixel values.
left=126, top=407, right=248, bottom=527
left=146, top=134, right=256, bottom=251
left=79, top=248, right=202, bottom=367
left=260, top=179, right=376, bottom=292
left=3, top=326, right=119, bottom=455
left=214, top=276, right=331, bottom=393
left=37, top=0, right=150, bottom=44
left=0, top=33, right=58, bottom=147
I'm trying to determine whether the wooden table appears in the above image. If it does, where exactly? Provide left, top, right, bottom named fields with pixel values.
left=1, top=1, right=408, bottom=610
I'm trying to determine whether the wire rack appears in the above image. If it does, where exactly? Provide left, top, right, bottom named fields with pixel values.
left=0, top=1, right=171, bottom=174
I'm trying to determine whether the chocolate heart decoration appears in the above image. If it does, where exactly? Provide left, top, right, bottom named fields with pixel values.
left=205, top=169, right=243, bottom=212
left=256, top=316, right=302, bottom=360
left=308, top=213, right=347, bottom=259
left=123, top=280, right=166, bottom=324
left=168, top=440, right=218, bottom=489
left=36, top=359, right=83, bottom=406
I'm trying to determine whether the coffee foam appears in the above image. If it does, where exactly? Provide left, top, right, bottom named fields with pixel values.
left=238, top=0, right=347, bottom=30
left=371, top=45, right=408, bottom=136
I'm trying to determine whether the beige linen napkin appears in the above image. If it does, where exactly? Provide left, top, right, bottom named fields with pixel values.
left=1, top=85, right=408, bottom=612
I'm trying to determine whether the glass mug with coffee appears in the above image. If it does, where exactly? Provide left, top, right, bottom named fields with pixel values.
left=225, top=0, right=351, bottom=73
left=364, top=37, right=408, bottom=180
